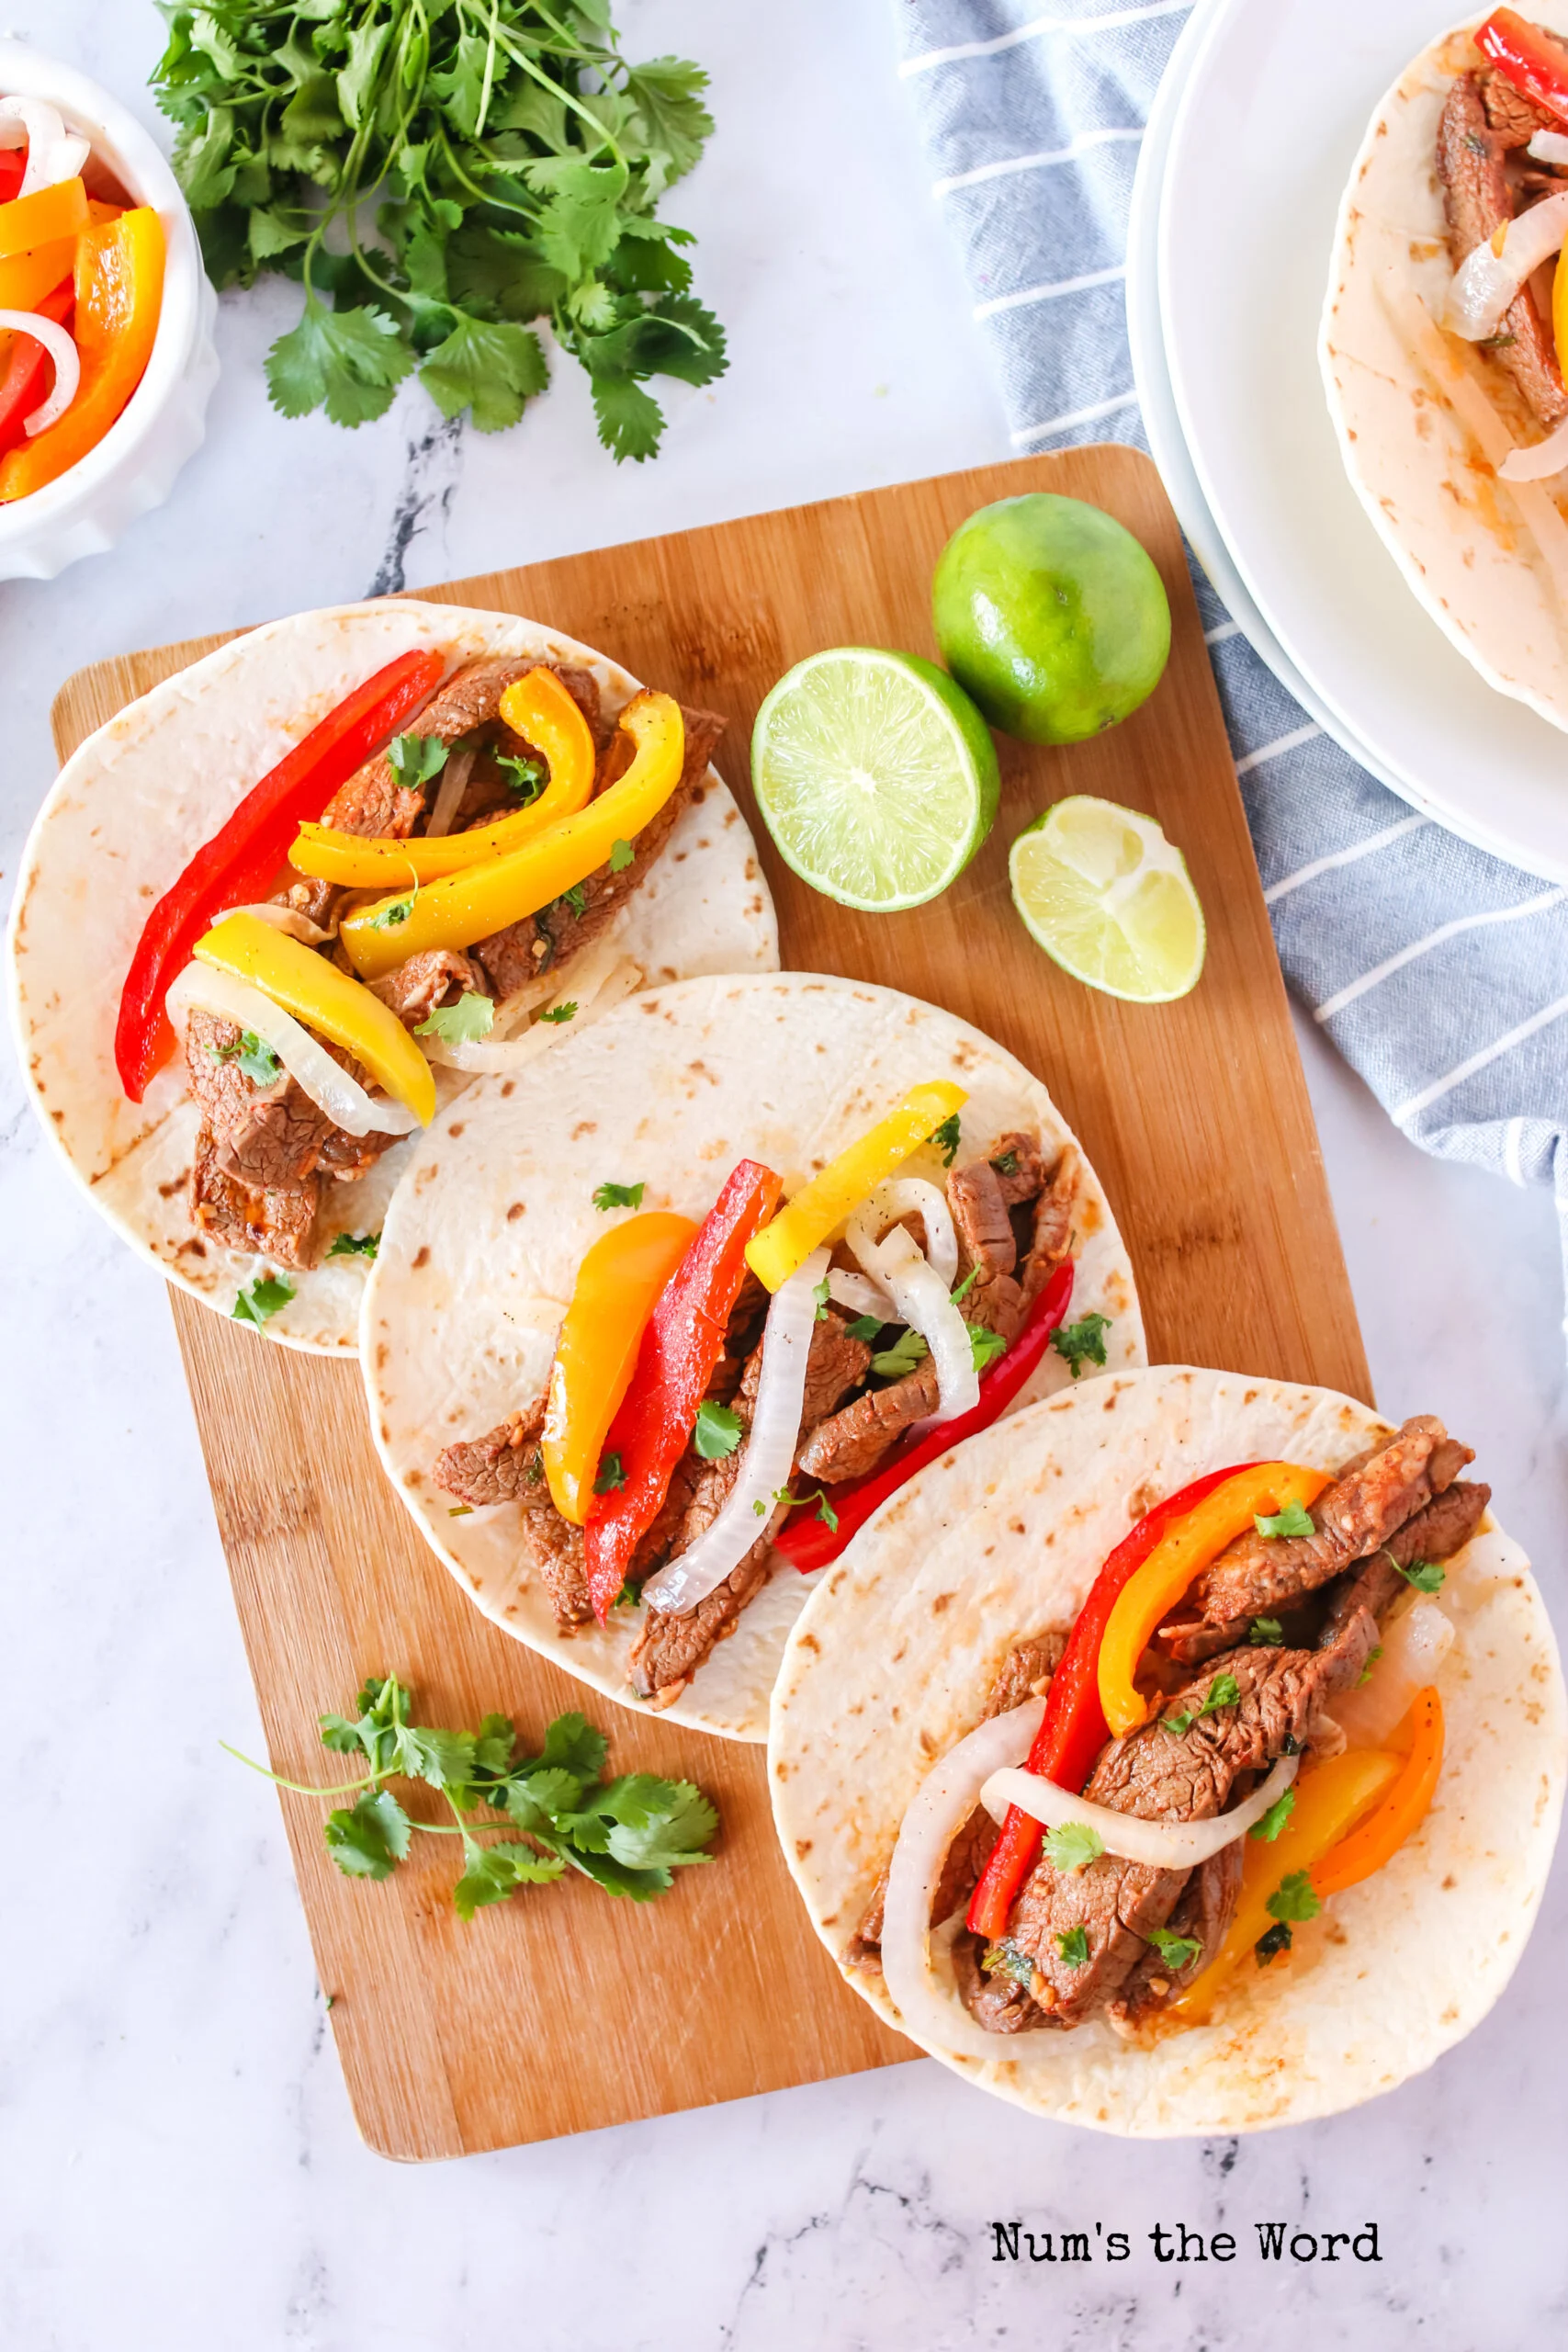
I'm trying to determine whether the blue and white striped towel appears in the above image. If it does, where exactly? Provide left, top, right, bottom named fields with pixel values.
left=897, top=0, right=1568, bottom=1304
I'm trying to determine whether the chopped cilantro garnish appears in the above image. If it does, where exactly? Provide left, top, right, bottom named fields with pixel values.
left=1266, top=1870, right=1321, bottom=1926
left=1249, top=1788, right=1296, bottom=1843
left=1248, top=1616, right=1283, bottom=1645
left=981, top=1939, right=1036, bottom=1985
left=232, top=1272, right=296, bottom=1328
left=1050, top=1312, right=1111, bottom=1380
left=846, top=1314, right=884, bottom=1343
left=593, top=1452, right=627, bottom=1496
left=693, top=1400, right=742, bottom=1460
left=950, top=1266, right=979, bottom=1306
left=387, top=732, right=449, bottom=793
left=812, top=1275, right=831, bottom=1322
left=930, top=1111, right=962, bottom=1168
left=1044, top=1820, right=1104, bottom=1874
left=537, top=1001, right=578, bottom=1025
left=1357, top=1644, right=1384, bottom=1689
left=990, top=1149, right=1020, bottom=1178
left=327, top=1230, right=379, bottom=1261
left=871, top=1328, right=928, bottom=1380
left=1164, top=1672, right=1241, bottom=1737
left=1393, top=1555, right=1446, bottom=1594
left=592, top=1181, right=646, bottom=1212
left=608, top=838, right=635, bottom=873
left=206, top=1029, right=282, bottom=1087
left=1255, top=1499, right=1315, bottom=1540
left=556, top=882, right=588, bottom=920
left=970, top=1325, right=1009, bottom=1374
left=1055, top=1926, right=1089, bottom=1968
left=496, top=753, right=547, bottom=803
left=367, top=893, right=414, bottom=931
left=766, top=1482, right=840, bottom=1532
left=1255, top=1920, right=1293, bottom=1966
left=611, top=1581, right=639, bottom=1610
left=1146, top=1928, right=1201, bottom=1973
left=415, top=992, right=494, bottom=1045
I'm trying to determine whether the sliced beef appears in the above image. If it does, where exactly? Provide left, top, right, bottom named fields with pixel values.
left=318, top=658, right=533, bottom=841
left=1482, top=61, right=1563, bottom=148
left=434, top=1399, right=592, bottom=1629
left=628, top=1308, right=874, bottom=1707
left=1110, top=1843, right=1245, bottom=2033
left=798, top=1138, right=1080, bottom=1486
left=471, top=704, right=725, bottom=1001
left=188, top=1123, right=317, bottom=1269
left=1317, top=1477, right=1490, bottom=1646
left=185, top=1009, right=334, bottom=1192
left=369, top=947, right=489, bottom=1031
left=1438, top=72, right=1568, bottom=427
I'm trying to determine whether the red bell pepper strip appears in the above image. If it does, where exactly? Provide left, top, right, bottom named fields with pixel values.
left=1476, top=9, right=1568, bottom=122
left=774, top=1258, right=1078, bottom=1577
left=583, top=1159, right=784, bottom=1623
left=0, top=277, right=73, bottom=452
left=114, top=647, right=445, bottom=1102
left=966, top=1457, right=1263, bottom=1942
left=0, top=150, right=25, bottom=205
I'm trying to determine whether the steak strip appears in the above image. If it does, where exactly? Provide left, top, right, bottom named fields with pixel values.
left=1438, top=71, right=1568, bottom=429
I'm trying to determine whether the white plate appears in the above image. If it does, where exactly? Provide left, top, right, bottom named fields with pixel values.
left=1157, top=0, right=1568, bottom=883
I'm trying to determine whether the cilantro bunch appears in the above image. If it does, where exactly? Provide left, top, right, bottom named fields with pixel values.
left=229, top=1674, right=718, bottom=1917
left=151, top=2, right=727, bottom=460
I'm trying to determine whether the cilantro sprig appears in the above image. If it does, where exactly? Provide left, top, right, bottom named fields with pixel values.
left=152, top=2, right=728, bottom=462
left=225, top=1675, right=718, bottom=1916
left=415, top=992, right=495, bottom=1045
left=1050, top=1311, right=1111, bottom=1380
left=1163, top=1671, right=1241, bottom=1738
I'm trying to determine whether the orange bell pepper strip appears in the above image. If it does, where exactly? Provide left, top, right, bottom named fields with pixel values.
left=0, top=174, right=88, bottom=261
left=542, top=1212, right=699, bottom=1526
left=1162, top=1746, right=1404, bottom=2025
left=288, top=667, right=597, bottom=888
left=340, top=690, right=685, bottom=980
left=0, top=232, right=77, bottom=314
left=1096, top=1462, right=1333, bottom=1736
left=1311, top=1688, right=1445, bottom=1899
left=0, top=206, right=164, bottom=503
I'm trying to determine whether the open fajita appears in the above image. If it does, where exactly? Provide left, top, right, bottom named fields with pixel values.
left=1323, top=6, right=1568, bottom=728
left=364, top=972, right=1145, bottom=1742
left=7, top=600, right=776, bottom=1351
left=771, top=1365, right=1564, bottom=2134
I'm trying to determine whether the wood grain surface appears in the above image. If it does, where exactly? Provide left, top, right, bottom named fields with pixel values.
left=51, top=448, right=1370, bottom=2160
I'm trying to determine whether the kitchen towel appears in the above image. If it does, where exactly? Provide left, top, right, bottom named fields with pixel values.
left=896, top=0, right=1568, bottom=1312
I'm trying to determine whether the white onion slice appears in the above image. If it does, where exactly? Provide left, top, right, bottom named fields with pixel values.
left=855, top=1176, right=959, bottom=1287
left=166, top=962, right=420, bottom=1137
left=978, top=1753, right=1300, bottom=1868
left=1529, top=130, right=1568, bottom=165
left=640, top=1247, right=831, bottom=1615
left=1444, top=190, right=1568, bottom=339
left=225, top=902, right=333, bottom=946
left=826, top=1267, right=894, bottom=1320
left=0, top=98, right=91, bottom=194
left=419, top=948, right=641, bottom=1071
left=424, top=745, right=476, bottom=838
left=0, top=310, right=79, bottom=435
left=1326, top=1599, right=1454, bottom=1749
left=847, top=1215, right=978, bottom=1423
left=1499, top=410, right=1568, bottom=480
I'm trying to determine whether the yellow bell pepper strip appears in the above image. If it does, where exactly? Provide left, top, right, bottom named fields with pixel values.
left=1311, top=1687, right=1445, bottom=1900
left=0, top=206, right=164, bottom=503
left=288, top=667, right=597, bottom=888
left=1553, top=236, right=1568, bottom=387
left=542, top=1211, right=699, bottom=1526
left=0, top=231, right=76, bottom=314
left=1096, top=1462, right=1334, bottom=1738
left=1162, top=1745, right=1404, bottom=2025
left=0, top=174, right=89, bottom=262
left=743, top=1080, right=970, bottom=1293
left=193, top=911, right=436, bottom=1126
left=339, top=689, right=683, bottom=979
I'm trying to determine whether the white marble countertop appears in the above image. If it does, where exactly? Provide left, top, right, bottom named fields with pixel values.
left=3, top=6, right=1565, bottom=2346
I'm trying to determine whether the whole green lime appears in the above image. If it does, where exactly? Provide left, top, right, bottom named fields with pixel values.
left=931, top=494, right=1171, bottom=746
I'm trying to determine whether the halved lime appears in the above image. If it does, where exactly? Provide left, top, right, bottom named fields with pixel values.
left=750, top=648, right=998, bottom=912
left=1009, top=795, right=1206, bottom=1002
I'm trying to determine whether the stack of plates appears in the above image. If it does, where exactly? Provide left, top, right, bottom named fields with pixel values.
left=1129, top=0, right=1568, bottom=884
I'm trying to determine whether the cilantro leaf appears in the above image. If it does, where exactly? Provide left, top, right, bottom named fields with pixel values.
left=990, top=1149, right=1020, bottom=1177
left=367, top=894, right=414, bottom=932
left=265, top=296, right=414, bottom=427
left=812, top=1275, right=831, bottom=1322
left=871, top=1328, right=928, bottom=1380
left=324, top=1790, right=411, bottom=1881
left=929, top=1111, right=962, bottom=1167
left=387, top=732, right=449, bottom=792
left=1255, top=1498, right=1316, bottom=1539
left=970, top=1325, right=1009, bottom=1374
left=1249, top=1788, right=1296, bottom=1843
left=1248, top=1616, right=1283, bottom=1645
left=1358, top=1644, right=1384, bottom=1689
left=415, top=992, right=494, bottom=1045
left=538, top=1713, right=610, bottom=1782
left=1055, top=1926, right=1089, bottom=1967
left=1394, top=1556, right=1446, bottom=1594
left=981, top=1939, right=1036, bottom=1985
left=592, top=1180, right=646, bottom=1211
left=607, top=837, right=635, bottom=873
left=1255, top=1920, right=1293, bottom=1965
left=326, top=1230, right=379, bottom=1261
left=556, top=882, right=588, bottom=919
left=454, top=1840, right=565, bottom=1919
left=537, top=1001, right=577, bottom=1025
left=950, top=1266, right=979, bottom=1306
left=846, top=1314, right=884, bottom=1343
left=1146, top=1928, right=1202, bottom=1973
left=232, top=1272, right=295, bottom=1328
left=1266, top=1870, right=1321, bottom=1926
left=497, top=753, right=547, bottom=802
left=624, top=58, right=715, bottom=184
left=236, top=1030, right=281, bottom=1086
left=593, top=1451, right=626, bottom=1495
left=421, top=315, right=549, bottom=433
left=589, top=370, right=665, bottom=464
left=1164, top=1673, right=1240, bottom=1738
left=1044, top=1821, right=1104, bottom=1874
left=693, top=1399, right=742, bottom=1460
left=1050, top=1312, right=1112, bottom=1379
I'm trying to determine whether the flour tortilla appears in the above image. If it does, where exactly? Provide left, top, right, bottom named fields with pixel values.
left=771, top=1364, right=1565, bottom=2134
left=363, top=972, right=1145, bottom=1743
left=6, top=599, right=778, bottom=1351
left=1321, top=8, right=1568, bottom=730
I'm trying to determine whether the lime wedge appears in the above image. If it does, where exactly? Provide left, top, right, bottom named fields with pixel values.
left=1009, top=795, right=1205, bottom=1002
left=750, top=648, right=998, bottom=912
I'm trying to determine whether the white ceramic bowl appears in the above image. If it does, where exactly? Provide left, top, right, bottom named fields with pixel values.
left=0, top=39, right=218, bottom=582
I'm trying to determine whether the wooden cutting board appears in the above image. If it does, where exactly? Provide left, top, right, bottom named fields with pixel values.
left=51, top=448, right=1370, bottom=2161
